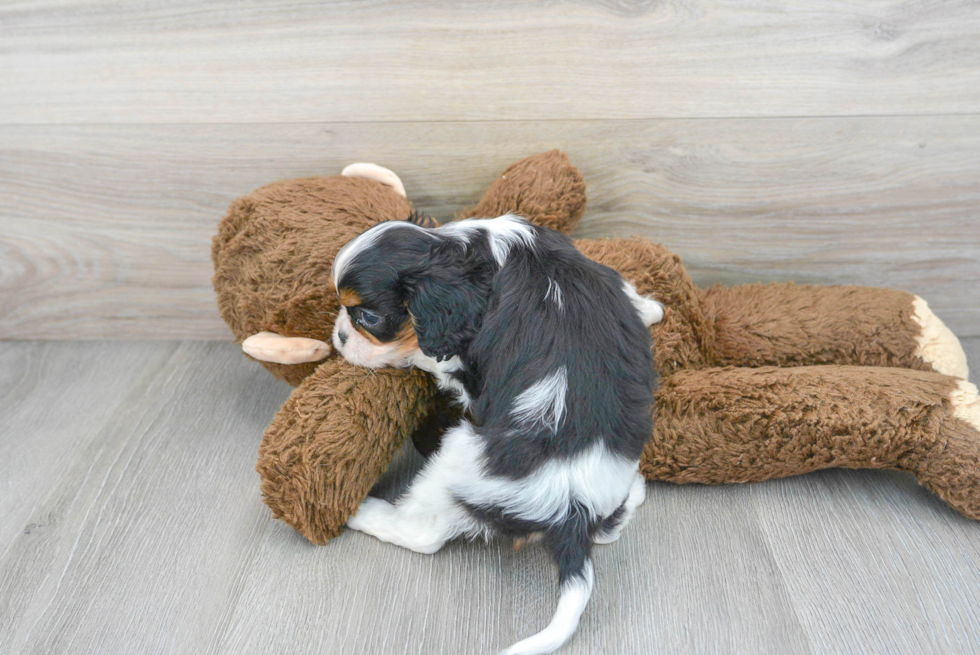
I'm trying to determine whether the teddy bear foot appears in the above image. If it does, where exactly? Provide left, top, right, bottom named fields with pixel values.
left=911, top=296, right=969, bottom=379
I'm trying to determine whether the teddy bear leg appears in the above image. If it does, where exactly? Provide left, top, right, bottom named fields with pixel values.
left=645, top=365, right=980, bottom=520
left=701, top=283, right=968, bottom=378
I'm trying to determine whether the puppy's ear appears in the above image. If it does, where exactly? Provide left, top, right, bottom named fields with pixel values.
left=405, top=242, right=490, bottom=361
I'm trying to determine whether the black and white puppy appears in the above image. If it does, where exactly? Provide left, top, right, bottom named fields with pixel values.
left=332, top=215, right=663, bottom=655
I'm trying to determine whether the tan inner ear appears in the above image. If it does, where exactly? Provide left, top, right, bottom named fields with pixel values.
left=242, top=331, right=331, bottom=364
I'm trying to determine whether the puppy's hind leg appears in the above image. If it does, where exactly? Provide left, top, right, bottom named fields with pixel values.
left=594, top=472, right=646, bottom=545
left=346, top=422, right=482, bottom=554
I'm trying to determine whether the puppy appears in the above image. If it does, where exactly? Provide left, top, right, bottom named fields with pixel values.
left=332, top=214, right=662, bottom=655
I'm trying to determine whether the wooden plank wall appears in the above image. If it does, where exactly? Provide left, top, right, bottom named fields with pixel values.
left=2, top=1, right=979, bottom=339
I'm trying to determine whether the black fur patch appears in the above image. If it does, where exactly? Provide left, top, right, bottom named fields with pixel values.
left=403, top=238, right=495, bottom=361
left=459, top=227, right=656, bottom=477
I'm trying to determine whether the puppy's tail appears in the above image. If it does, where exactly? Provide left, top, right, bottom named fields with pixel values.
left=501, top=506, right=594, bottom=655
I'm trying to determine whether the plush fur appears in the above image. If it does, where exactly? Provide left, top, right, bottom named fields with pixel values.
left=211, top=151, right=979, bottom=556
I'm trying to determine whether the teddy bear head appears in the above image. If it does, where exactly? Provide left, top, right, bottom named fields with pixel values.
left=212, top=152, right=588, bottom=386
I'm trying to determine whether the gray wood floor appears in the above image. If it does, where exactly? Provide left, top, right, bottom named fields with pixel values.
left=1, top=339, right=978, bottom=655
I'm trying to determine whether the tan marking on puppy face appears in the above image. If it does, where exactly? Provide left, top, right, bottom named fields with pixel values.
left=354, top=323, right=383, bottom=345
left=333, top=307, right=422, bottom=369
left=339, top=288, right=362, bottom=307
left=354, top=316, right=419, bottom=352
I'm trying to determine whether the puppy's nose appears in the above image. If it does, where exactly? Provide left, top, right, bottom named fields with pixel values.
left=338, top=330, right=348, bottom=346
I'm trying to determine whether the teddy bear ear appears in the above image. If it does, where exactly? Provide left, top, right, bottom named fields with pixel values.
left=341, top=163, right=407, bottom=198
left=457, top=150, right=587, bottom=234
left=242, top=331, right=331, bottom=364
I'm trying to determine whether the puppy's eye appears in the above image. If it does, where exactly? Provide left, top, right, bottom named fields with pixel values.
left=358, top=310, right=382, bottom=328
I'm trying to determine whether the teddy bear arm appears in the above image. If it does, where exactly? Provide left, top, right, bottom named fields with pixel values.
left=644, top=364, right=980, bottom=519
left=701, top=283, right=968, bottom=378
left=457, top=150, right=587, bottom=235
left=256, top=358, right=443, bottom=544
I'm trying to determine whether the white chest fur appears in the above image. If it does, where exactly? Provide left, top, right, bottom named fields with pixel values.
left=409, top=353, right=472, bottom=409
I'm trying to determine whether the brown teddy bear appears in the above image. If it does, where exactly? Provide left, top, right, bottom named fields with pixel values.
left=212, top=151, right=980, bottom=546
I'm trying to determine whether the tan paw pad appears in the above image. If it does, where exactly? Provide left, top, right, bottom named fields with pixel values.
left=912, top=296, right=969, bottom=379
left=950, top=380, right=980, bottom=431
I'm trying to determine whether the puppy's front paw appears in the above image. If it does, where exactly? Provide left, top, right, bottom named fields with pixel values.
left=346, top=496, right=394, bottom=534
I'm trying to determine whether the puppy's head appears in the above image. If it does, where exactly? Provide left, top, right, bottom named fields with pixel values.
left=331, top=221, right=492, bottom=368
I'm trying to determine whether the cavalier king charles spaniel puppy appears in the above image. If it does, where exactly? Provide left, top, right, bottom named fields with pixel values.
left=332, top=214, right=663, bottom=655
